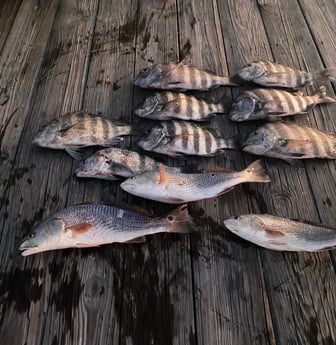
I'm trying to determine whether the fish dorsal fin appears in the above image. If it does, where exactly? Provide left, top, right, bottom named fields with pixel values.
left=66, top=223, right=92, bottom=236
left=159, top=164, right=168, bottom=189
left=289, top=218, right=336, bottom=231
left=116, top=203, right=155, bottom=218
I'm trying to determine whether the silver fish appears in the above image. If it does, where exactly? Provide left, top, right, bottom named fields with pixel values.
left=19, top=204, right=195, bottom=256
left=238, top=60, right=336, bottom=89
left=230, top=86, right=335, bottom=121
left=135, top=91, right=225, bottom=121
left=138, top=120, right=237, bottom=157
left=241, top=122, right=336, bottom=164
left=133, top=62, right=238, bottom=91
left=120, top=160, right=270, bottom=204
left=75, top=148, right=183, bottom=180
left=33, top=112, right=133, bottom=159
left=224, top=214, right=336, bottom=252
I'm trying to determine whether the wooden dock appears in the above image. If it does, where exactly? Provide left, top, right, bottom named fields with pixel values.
left=1, top=0, right=336, bottom=344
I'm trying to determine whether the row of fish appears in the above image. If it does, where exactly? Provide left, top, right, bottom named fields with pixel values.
left=133, top=60, right=336, bottom=91
left=19, top=204, right=336, bottom=256
left=134, top=86, right=335, bottom=122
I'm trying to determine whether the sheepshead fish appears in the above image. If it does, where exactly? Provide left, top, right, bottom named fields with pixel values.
left=135, top=91, right=225, bottom=121
left=19, top=204, right=195, bottom=256
left=241, top=122, right=336, bottom=164
left=120, top=160, right=270, bottom=204
left=230, top=86, right=335, bottom=121
left=238, top=61, right=336, bottom=89
left=75, top=148, right=183, bottom=180
left=138, top=120, right=238, bottom=157
left=133, top=62, right=238, bottom=91
left=33, top=112, right=133, bottom=159
left=224, top=214, right=336, bottom=252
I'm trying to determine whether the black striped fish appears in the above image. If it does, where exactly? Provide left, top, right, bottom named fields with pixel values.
left=33, top=112, right=133, bottom=159
left=120, top=160, right=270, bottom=204
left=230, top=86, right=335, bottom=121
left=135, top=92, right=225, bottom=121
left=138, top=120, right=238, bottom=157
left=224, top=214, right=336, bottom=252
left=241, top=122, right=336, bottom=164
left=75, top=148, right=184, bottom=180
left=238, top=61, right=336, bottom=89
left=133, top=62, right=238, bottom=91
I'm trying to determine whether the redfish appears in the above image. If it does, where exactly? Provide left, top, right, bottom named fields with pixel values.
left=19, top=204, right=195, bottom=256
left=224, top=214, right=336, bottom=252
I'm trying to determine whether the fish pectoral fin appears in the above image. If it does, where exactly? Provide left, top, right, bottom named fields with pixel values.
left=264, top=228, right=285, bottom=238
left=159, top=164, right=168, bottom=189
left=65, top=147, right=83, bottom=160
left=279, top=138, right=311, bottom=149
left=264, top=72, right=295, bottom=86
left=262, top=100, right=289, bottom=115
left=102, top=136, right=124, bottom=147
left=65, top=223, right=93, bottom=237
left=123, top=236, right=146, bottom=243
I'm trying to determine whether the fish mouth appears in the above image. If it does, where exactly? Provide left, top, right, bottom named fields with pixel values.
left=19, top=241, right=40, bottom=256
left=75, top=168, right=91, bottom=177
left=120, top=180, right=135, bottom=191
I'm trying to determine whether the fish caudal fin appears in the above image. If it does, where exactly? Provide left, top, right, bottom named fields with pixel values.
left=243, top=160, right=271, bottom=183
left=165, top=204, right=196, bottom=233
left=314, top=68, right=336, bottom=82
left=219, top=76, right=241, bottom=87
left=315, top=85, right=336, bottom=104
left=220, top=134, right=244, bottom=150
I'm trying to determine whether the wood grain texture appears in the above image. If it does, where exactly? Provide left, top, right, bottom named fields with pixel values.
left=0, top=0, right=336, bottom=344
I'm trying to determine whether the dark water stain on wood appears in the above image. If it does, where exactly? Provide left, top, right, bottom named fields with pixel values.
left=181, top=40, right=192, bottom=58
left=49, top=261, right=83, bottom=336
left=0, top=267, right=43, bottom=321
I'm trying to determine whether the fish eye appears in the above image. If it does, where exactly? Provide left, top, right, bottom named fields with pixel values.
left=28, top=233, right=35, bottom=239
left=167, top=215, right=175, bottom=222
left=210, top=172, right=215, bottom=177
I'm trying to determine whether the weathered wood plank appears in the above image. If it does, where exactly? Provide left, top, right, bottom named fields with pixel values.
left=0, top=0, right=60, bottom=212
left=0, top=0, right=22, bottom=53
left=251, top=0, right=336, bottom=344
left=118, top=1, right=197, bottom=344
left=0, top=0, right=100, bottom=344
left=177, top=1, right=272, bottom=344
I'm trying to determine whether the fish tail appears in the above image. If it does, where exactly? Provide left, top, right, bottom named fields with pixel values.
left=313, top=68, right=336, bottom=82
left=165, top=204, right=196, bottom=233
left=315, top=85, right=336, bottom=104
left=219, top=76, right=241, bottom=86
left=220, top=133, right=245, bottom=150
left=243, top=160, right=271, bottom=183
